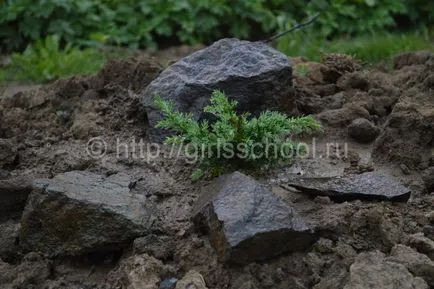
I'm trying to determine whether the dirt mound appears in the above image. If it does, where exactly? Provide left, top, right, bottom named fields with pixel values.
left=393, top=50, right=434, bottom=70
left=287, top=54, right=399, bottom=123
left=321, top=53, right=362, bottom=83
left=288, top=51, right=434, bottom=172
left=0, top=56, right=161, bottom=179
left=373, top=54, right=434, bottom=170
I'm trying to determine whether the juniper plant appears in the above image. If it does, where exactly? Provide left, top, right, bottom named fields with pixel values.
left=155, top=90, right=321, bottom=179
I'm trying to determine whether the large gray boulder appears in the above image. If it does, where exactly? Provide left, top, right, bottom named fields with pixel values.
left=139, top=38, right=292, bottom=142
left=193, top=172, right=316, bottom=264
left=20, top=171, right=153, bottom=256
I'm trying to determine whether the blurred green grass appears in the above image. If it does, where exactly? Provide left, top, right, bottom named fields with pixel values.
left=0, top=35, right=135, bottom=84
left=277, top=28, right=434, bottom=64
left=1, top=29, right=433, bottom=85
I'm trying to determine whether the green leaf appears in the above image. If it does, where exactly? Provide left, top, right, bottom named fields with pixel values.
left=365, top=0, right=376, bottom=7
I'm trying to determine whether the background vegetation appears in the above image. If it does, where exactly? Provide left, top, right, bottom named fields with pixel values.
left=0, top=0, right=433, bottom=83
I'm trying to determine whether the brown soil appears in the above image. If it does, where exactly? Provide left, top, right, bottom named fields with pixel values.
left=0, top=48, right=433, bottom=289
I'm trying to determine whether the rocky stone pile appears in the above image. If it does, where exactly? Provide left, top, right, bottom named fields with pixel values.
left=0, top=42, right=433, bottom=289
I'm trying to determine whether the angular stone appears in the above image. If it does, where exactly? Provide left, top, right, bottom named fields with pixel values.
left=0, top=176, right=32, bottom=220
left=20, top=171, right=153, bottom=256
left=139, top=38, right=292, bottom=142
left=286, top=171, right=410, bottom=202
left=344, top=251, right=428, bottom=289
left=193, top=172, right=316, bottom=264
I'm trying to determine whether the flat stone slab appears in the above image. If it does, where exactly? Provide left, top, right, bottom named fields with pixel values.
left=20, top=171, right=153, bottom=256
left=193, top=172, right=316, bottom=264
left=285, top=171, right=410, bottom=202
left=139, top=38, right=292, bottom=142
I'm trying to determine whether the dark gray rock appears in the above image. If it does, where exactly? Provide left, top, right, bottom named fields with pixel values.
left=0, top=176, right=32, bottom=220
left=20, top=171, right=153, bottom=256
left=286, top=171, right=410, bottom=202
left=347, top=118, right=381, bottom=143
left=193, top=172, right=316, bottom=264
left=139, top=38, right=292, bottom=142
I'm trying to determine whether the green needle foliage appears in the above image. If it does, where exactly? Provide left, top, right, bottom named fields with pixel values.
left=155, top=90, right=321, bottom=179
